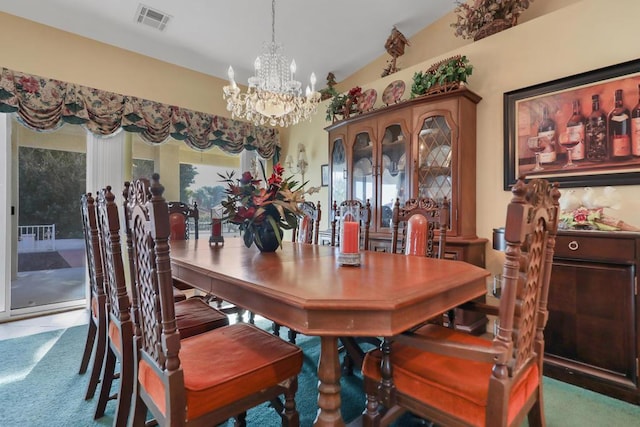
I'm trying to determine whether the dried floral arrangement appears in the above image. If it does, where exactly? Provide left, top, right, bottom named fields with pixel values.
left=451, top=0, right=534, bottom=40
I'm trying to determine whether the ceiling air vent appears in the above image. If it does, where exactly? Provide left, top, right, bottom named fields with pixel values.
left=135, top=4, right=171, bottom=31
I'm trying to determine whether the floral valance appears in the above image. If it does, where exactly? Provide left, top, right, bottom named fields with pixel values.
left=0, top=67, right=280, bottom=159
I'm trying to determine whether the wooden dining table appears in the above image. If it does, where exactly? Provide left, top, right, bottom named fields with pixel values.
left=170, top=238, right=490, bottom=427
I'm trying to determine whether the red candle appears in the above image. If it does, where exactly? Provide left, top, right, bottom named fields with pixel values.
left=341, top=221, right=360, bottom=254
left=405, top=215, right=427, bottom=256
left=212, top=218, right=222, bottom=237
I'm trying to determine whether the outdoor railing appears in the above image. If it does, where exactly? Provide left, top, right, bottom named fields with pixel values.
left=18, top=224, right=56, bottom=251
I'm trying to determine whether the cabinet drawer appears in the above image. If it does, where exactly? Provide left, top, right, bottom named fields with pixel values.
left=555, top=234, right=636, bottom=262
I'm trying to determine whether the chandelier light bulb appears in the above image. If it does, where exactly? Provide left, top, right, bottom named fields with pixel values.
left=254, top=57, right=261, bottom=72
left=227, top=66, right=235, bottom=82
left=310, top=72, right=317, bottom=91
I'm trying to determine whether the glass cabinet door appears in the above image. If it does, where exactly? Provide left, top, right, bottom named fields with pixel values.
left=417, top=115, right=452, bottom=202
left=331, top=138, right=346, bottom=206
left=352, top=131, right=373, bottom=205
left=379, top=124, right=408, bottom=229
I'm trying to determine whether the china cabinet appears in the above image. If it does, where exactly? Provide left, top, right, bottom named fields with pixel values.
left=544, top=230, right=640, bottom=404
left=325, top=87, right=486, bottom=334
left=325, top=87, right=485, bottom=265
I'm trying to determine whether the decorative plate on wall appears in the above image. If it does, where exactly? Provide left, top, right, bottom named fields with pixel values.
left=382, top=80, right=405, bottom=105
left=358, top=89, right=377, bottom=113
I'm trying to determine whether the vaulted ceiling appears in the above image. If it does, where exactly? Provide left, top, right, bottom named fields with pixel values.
left=0, top=0, right=457, bottom=88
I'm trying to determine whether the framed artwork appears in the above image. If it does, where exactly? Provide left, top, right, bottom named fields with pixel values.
left=503, top=58, right=640, bottom=189
left=321, top=164, right=329, bottom=187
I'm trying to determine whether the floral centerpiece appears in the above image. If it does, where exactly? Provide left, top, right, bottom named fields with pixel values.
left=219, top=163, right=318, bottom=251
left=451, top=0, right=534, bottom=41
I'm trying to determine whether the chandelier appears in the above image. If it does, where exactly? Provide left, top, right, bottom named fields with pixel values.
left=223, top=0, right=321, bottom=127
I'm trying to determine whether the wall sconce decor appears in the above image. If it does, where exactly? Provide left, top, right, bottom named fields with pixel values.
left=285, top=143, right=308, bottom=181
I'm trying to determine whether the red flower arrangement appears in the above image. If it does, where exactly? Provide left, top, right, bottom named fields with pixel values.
left=219, top=163, right=317, bottom=248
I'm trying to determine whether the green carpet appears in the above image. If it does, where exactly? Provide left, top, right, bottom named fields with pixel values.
left=0, top=325, right=363, bottom=426
left=1, top=325, right=640, bottom=426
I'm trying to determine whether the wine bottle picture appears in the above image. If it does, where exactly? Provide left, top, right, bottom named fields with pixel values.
left=631, top=84, right=640, bottom=157
left=586, top=94, right=607, bottom=161
left=608, top=89, right=631, bottom=161
left=537, top=105, right=557, bottom=164
left=565, top=99, right=585, bottom=161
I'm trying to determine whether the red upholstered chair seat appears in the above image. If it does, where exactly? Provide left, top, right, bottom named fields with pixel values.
left=138, top=323, right=303, bottom=420
left=362, top=324, right=540, bottom=427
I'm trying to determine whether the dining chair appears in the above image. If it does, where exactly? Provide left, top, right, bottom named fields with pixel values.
left=165, top=196, right=249, bottom=322
left=93, top=185, right=230, bottom=427
left=93, top=186, right=136, bottom=427
left=273, top=200, right=322, bottom=343
left=293, top=201, right=321, bottom=245
left=330, top=199, right=371, bottom=249
left=340, top=197, right=450, bottom=375
left=390, top=197, right=449, bottom=259
left=168, top=200, right=199, bottom=240
left=123, top=181, right=230, bottom=342
left=330, top=199, right=373, bottom=375
left=167, top=200, right=197, bottom=297
left=392, top=197, right=453, bottom=328
left=128, top=174, right=303, bottom=427
left=78, top=193, right=107, bottom=401
left=361, top=177, right=561, bottom=427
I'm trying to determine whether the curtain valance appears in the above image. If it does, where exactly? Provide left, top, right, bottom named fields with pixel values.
left=0, top=67, right=280, bottom=159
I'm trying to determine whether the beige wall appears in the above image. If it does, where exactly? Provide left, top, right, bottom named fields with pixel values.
left=3, top=1, right=640, bottom=276
left=289, top=0, right=640, bottom=274
left=0, top=12, right=230, bottom=116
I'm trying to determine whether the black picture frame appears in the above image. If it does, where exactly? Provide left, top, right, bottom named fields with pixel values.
left=503, top=58, right=640, bottom=190
left=321, top=164, right=329, bottom=187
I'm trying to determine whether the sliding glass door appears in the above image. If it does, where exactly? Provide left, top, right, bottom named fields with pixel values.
left=9, top=119, right=88, bottom=315
left=0, top=115, right=254, bottom=321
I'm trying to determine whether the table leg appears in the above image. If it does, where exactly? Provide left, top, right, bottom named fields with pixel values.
left=314, top=336, right=345, bottom=427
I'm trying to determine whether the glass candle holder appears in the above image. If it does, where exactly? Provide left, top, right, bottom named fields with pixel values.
left=209, top=206, right=224, bottom=247
left=338, top=204, right=361, bottom=266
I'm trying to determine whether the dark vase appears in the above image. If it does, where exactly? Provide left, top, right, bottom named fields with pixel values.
left=254, top=223, right=283, bottom=252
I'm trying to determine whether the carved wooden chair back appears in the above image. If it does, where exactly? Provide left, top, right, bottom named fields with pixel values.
left=168, top=201, right=199, bottom=240
left=498, top=178, right=560, bottom=380
left=293, top=201, right=321, bottom=244
left=330, top=199, right=371, bottom=249
left=94, top=186, right=135, bottom=427
left=390, top=197, right=449, bottom=258
left=361, top=178, right=561, bottom=427
left=128, top=174, right=303, bottom=427
left=78, top=193, right=108, bottom=400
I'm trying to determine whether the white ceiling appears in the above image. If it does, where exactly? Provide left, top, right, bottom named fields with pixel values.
left=0, top=0, right=457, bottom=88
